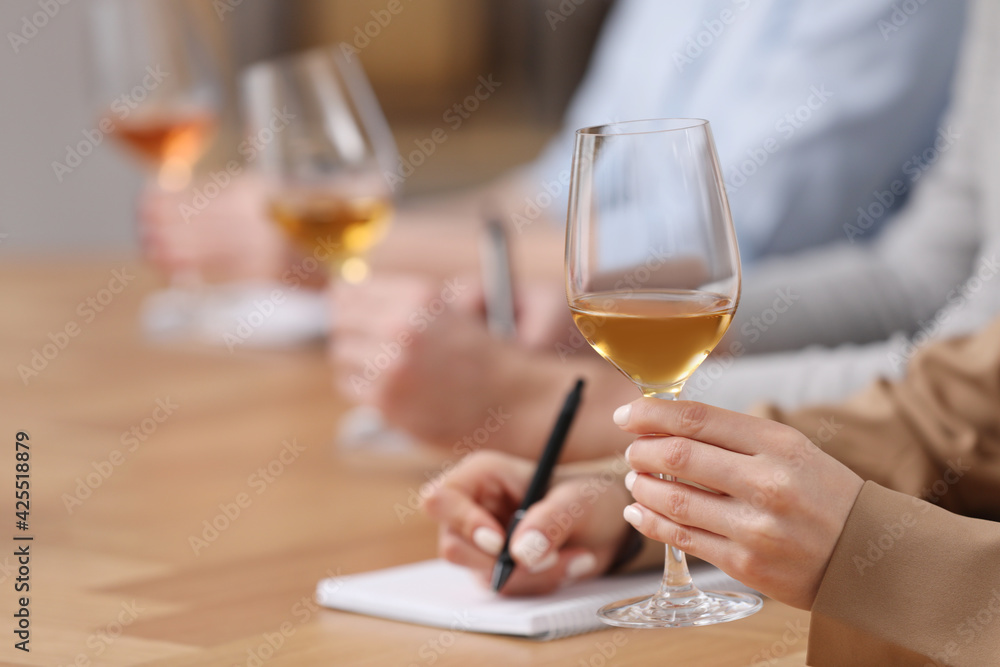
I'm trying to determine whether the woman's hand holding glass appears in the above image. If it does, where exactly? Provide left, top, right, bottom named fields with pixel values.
left=616, top=398, right=864, bottom=611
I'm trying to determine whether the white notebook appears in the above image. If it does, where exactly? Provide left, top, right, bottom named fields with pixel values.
left=316, top=558, right=756, bottom=640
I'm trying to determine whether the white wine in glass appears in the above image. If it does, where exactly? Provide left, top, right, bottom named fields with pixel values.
left=241, top=47, right=396, bottom=284
left=267, top=190, right=392, bottom=284
left=565, top=118, right=761, bottom=627
left=570, top=290, right=735, bottom=396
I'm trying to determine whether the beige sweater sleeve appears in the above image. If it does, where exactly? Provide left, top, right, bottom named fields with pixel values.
left=755, top=316, right=1000, bottom=665
left=807, top=483, right=1000, bottom=666
left=758, top=317, right=1000, bottom=520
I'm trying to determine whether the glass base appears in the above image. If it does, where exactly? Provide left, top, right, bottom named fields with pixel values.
left=598, top=590, right=762, bottom=628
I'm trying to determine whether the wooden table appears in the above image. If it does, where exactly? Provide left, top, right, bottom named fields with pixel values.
left=0, top=260, right=810, bottom=666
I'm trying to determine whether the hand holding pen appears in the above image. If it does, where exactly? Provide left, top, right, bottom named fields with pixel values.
left=421, top=381, right=638, bottom=596
left=491, top=379, right=585, bottom=591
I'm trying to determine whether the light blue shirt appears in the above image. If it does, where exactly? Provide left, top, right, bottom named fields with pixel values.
left=532, top=0, right=967, bottom=263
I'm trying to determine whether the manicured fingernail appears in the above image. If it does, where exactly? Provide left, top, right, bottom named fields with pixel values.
left=528, top=550, right=559, bottom=574
left=623, top=505, right=642, bottom=526
left=624, top=470, right=637, bottom=492
left=472, top=526, right=504, bottom=556
left=511, top=529, right=550, bottom=567
left=566, top=552, right=597, bottom=580
left=613, top=404, right=631, bottom=426
left=624, top=443, right=632, bottom=463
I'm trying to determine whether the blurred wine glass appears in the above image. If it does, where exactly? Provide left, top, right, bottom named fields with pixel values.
left=88, top=0, right=223, bottom=340
left=242, top=46, right=404, bottom=450
left=89, top=0, right=219, bottom=193
left=240, top=46, right=396, bottom=285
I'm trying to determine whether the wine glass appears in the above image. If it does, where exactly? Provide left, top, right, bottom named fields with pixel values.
left=89, top=0, right=219, bottom=192
left=242, top=47, right=402, bottom=450
left=88, top=0, right=223, bottom=340
left=240, top=47, right=396, bottom=285
left=565, top=118, right=762, bottom=627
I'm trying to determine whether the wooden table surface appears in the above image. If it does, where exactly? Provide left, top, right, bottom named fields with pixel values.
left=0, top=260, right=810, bottom=666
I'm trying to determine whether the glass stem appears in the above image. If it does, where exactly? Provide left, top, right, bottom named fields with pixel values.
left=657, top=538, right=697, bottom=599
left=338, top=256, right=369, bottom=284
left=649, top=390, right=701, bottom=604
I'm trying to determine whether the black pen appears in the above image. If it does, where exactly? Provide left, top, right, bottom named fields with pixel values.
left=491, top=378, right=585, bottom=592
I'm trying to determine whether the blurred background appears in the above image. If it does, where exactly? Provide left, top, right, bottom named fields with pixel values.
left=0, top=0, right=614, bottom=252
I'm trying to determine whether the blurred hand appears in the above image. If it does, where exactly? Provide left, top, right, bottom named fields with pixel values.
left=422, top=451, right=633, bottom=596
left=330, top=273, right=637, bottom=460
left=330, top=273, right=499, bottom=445
left=401, top=273, right=573, bottom=351
left=616, top=398, right=864, bottom=610
left=140, top=173, right=290, bottom=283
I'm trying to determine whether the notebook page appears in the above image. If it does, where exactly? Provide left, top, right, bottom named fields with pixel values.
left=316, top=558, right=757, bottom=640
